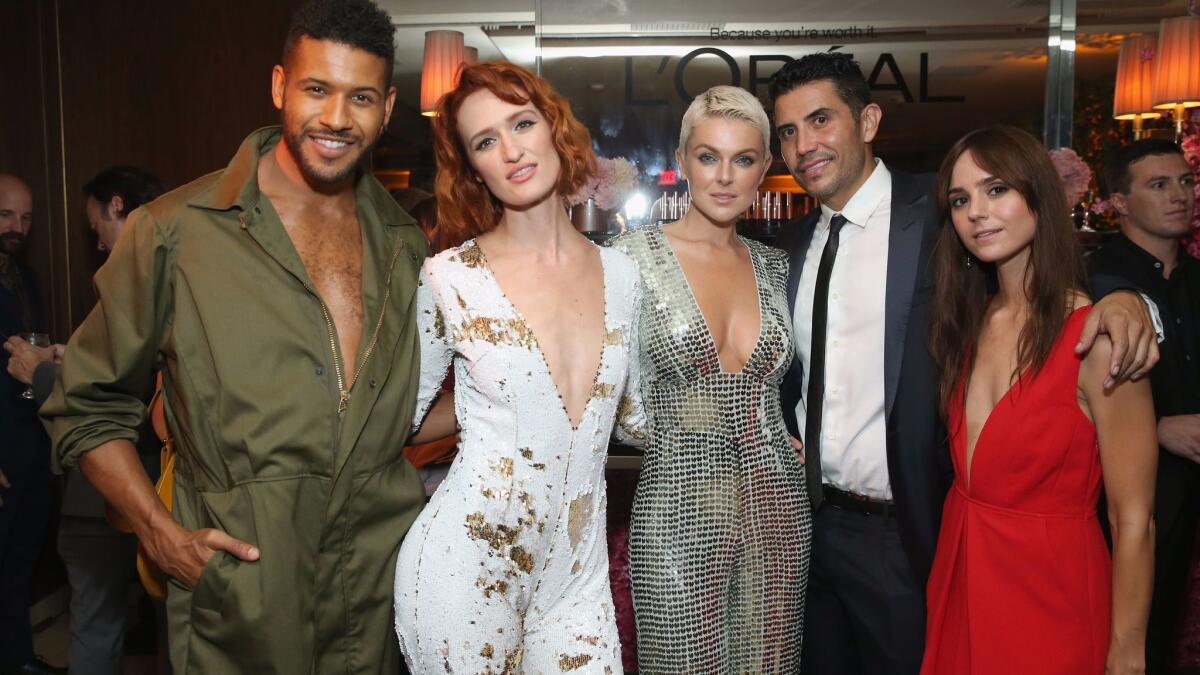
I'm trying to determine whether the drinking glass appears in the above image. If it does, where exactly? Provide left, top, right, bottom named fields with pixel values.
left=17, top=332, right=51, bottom=400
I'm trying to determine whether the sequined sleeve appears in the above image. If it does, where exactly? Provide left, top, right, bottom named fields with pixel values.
left=614, top=275, right=647, bottom=447
left=411, top=261, right=454, bottom=434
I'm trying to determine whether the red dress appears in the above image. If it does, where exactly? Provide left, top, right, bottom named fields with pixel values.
left=922, top=307, right=1111, bottom=674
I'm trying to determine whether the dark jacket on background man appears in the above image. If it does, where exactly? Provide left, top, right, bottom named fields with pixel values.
left=1090, top=233, right=1200, bottom=673
left=0, top=261, right=55, bottom=669
left=42, top=127, right=429, bottom=675
left=1, top=263, right=47, bottom=472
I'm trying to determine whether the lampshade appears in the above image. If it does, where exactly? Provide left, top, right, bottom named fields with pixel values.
left=464, top=47, right=479, bottom=66
left=420, top=30, right=465, bottom=116
left=1152, top=16, right=1200, bottom=110
left=1113, top=34, right=1162, bottom=120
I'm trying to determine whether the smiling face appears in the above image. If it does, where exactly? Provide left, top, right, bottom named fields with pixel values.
left=678, top=115, right=769, bottom=226
left=455, top=88, right=562, bottom=211
left=947, top=149, right=1037, bottom=267
left=272, top=36, right=396, bottom=186
left=1113, top=152, right=1196, bottom=241
left=773, top=79, right=880, bottom=211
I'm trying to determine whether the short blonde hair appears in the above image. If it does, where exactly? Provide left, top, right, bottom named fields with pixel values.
left=678, top=85, right=771, bottom=157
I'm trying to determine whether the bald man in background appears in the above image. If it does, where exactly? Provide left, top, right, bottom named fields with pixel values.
left=0, top=173, right=64, bottom=675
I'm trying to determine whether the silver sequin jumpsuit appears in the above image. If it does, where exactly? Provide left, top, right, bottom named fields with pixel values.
left=609, top=226, right=811, bottom=673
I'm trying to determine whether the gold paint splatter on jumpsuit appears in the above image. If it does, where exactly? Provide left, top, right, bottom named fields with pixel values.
left=453, top=317, right=537, bottom=350
left=457, top=241, right=485, bottom=268
left=616, top=395, right=646, bottom=441
left=475, top=577, right=510, bottom=598
left=567, top=493, right=591, bottom=550
left=502, top=645, right=524, bottom=674
left=464, top=512, right=521, bottom=550
left=493, top=457, right=513, bottom=478
left=433, top=305, right=446, bottom=339
left=517, top=491, right=535, bottom=513
left=508, top=546, right=534, bottom=573
left=558, top=653, right=593, bottom=670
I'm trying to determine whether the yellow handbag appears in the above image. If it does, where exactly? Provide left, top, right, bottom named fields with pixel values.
left=106, top=373, right=174, bottom=600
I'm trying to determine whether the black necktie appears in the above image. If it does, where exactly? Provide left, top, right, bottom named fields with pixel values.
left=805, top=213, right=847, bottom=510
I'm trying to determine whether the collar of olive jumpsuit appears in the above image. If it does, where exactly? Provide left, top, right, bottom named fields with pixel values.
left=185, top=125, right=413, bottom=229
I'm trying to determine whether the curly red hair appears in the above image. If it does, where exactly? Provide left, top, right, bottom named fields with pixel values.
left=431, top=62, right=596, bottom=244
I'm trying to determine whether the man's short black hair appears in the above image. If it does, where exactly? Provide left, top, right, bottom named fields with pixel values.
left=1102, top=138, right=1186, bottom=196
left=283, top=0, right=396, bottom=84
left=82, top=166, right=164, bottom=217
left=767, top=52, right=872, bottom=120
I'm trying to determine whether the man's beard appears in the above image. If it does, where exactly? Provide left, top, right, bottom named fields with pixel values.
left=282, top=123, right=378, bottom=186
left=0, top=232, right=25, bottom=256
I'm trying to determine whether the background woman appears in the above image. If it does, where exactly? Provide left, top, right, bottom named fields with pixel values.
left=923, top=125, right=1156, bottom=674
left=609, top=85, right=810, bottom=672
left=394, top=62, right=641, bottom=673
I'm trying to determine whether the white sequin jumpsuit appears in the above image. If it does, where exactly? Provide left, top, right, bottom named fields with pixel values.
left=394, top=240, right=644, bottom=673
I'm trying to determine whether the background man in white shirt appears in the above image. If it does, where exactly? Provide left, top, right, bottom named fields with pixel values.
left=770, top=53, right=1160, bottom=675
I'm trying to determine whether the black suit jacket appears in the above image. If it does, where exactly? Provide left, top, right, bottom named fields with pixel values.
left=0, top=262, right=49, bottom=477
left=779, top=169, right=953, bottom=586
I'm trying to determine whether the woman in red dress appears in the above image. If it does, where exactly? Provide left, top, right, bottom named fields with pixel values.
left=922, top=125, right=1158, bottom=675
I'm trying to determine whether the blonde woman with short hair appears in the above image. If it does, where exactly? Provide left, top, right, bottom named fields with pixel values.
left=608, top=85, right=811, bottom=672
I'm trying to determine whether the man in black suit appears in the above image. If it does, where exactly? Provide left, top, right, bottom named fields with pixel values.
left=0, top=173, right=63, bottom=675
left=769, top=54, right=1160, bottom=675
left=1091, top=138, right=1198, bottom=675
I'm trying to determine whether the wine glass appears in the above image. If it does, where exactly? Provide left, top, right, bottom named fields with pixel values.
left=17, top=332, right=51, bottom=400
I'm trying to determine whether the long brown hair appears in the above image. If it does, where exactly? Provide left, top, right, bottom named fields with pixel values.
left=928, top=125, right=1087, bottom=419
left=431, top=62, right=596, bottom=245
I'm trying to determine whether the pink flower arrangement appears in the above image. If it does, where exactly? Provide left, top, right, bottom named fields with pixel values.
left=1048, top=147, right=1094, bottom=206
left=568, top=156, right=638, bottom=211
left=1182, top=109, right=1200, bottom=259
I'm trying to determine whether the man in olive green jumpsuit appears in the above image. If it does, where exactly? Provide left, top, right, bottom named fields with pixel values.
left=41, top=2, right=428, bottom=672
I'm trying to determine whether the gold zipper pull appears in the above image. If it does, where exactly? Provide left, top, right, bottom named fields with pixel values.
left=338, top=390, right=350, bottom=416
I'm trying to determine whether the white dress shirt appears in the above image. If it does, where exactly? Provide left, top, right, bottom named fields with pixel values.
left=793, top=159, right=893, bottom=500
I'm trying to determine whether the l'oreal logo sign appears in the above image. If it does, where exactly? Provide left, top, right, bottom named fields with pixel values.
left=623, top=48, right=966, bottom=106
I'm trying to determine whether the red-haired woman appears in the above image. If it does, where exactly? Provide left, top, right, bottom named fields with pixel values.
left=393, top=62, right=641, bottom=673
left=922, top=126, right=1157, bottom=674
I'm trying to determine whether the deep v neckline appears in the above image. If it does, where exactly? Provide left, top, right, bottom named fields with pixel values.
left=471, top=239, right=609, bottom=432
left=960, top=304, right=1091, bottom=492
left=960, top=366, right=1028, bottom=493
left=658, top=228, right=765, bottom=375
